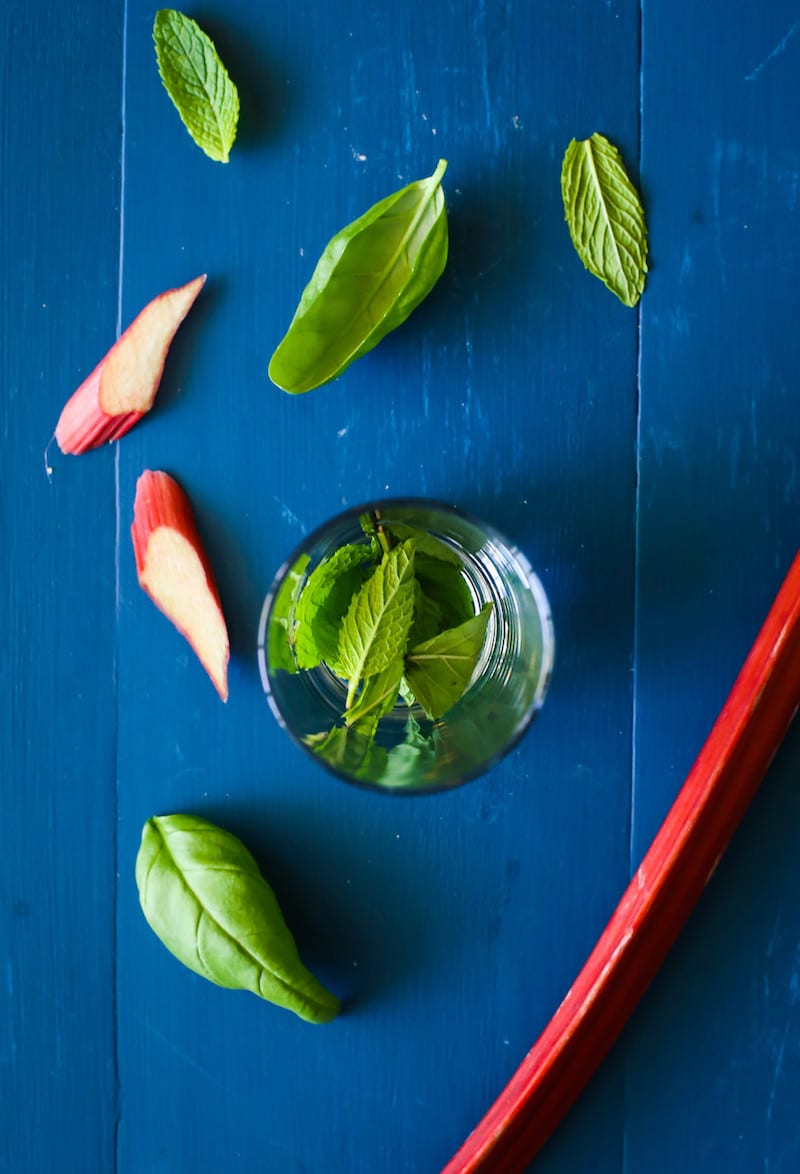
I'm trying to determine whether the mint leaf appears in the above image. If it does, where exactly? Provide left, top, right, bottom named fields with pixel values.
left=153, top=10, right=240, bottom=163
left=337, top=540, right=417, bottom=705
left=343, top=658, right=404, bottom=727
left=304, top=725, right=388, bottom=781
left=293, top=544, right=375, bottom=670
left=415, top=554, right=476, bottom=631
left=405, top=602, right=493, bottom=719
left=561, top=132, right=647, bottom=307
left=267, top=553, right=310, bottom=674
left=409, top=579, right=444, bottom=647
left=385, top=523, right=462, bottom=566
left=380, top=718, right=439, bottom=788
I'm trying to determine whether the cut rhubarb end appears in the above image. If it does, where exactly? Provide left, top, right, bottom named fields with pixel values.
left=55, top=275, right=205, bottom=455
left=132, top=470, right=229, bottom=702
left=443, top=549, right=800, bottom=1174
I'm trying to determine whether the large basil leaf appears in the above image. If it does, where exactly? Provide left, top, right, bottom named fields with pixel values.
left=561, top=132, right=647, bottom=307
left=136, top=815, right=340, bottom=1024
left=269, top=161, right=449, bottom=393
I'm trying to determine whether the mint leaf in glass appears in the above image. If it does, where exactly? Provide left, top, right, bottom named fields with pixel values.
left=415, top=553, right=476, bottom=631
left=561, top=132, right=647, bottom=307
left=380, top=718, right=439, bottom=789
left=405, top=602, right=493, bottom=719
left=343, top=658, right=405, bottom=728
left=293, top=543, right=375, bottom=670
left=336, top=540, right=417, bottom=707
left=153, top=10, right=240, bottom=163
left=408, top=579, right=444, bottom=647
left=267, top=553, right=310, bottom=675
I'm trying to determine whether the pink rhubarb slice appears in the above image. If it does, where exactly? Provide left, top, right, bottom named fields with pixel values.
left=55, top=275, right=205, bottom=454
left=443, top=549, right=800, bottom=1174
left=132, top=470, right=229, bottom=702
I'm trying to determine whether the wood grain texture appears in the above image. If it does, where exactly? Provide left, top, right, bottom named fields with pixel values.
left=626, top=2, right=800, bottom=1171
left=115, top=1, right=638, bottom=1171
left=0, top=3, right=122, bottom=1171
left=4, top=0, right=798, bottom=1171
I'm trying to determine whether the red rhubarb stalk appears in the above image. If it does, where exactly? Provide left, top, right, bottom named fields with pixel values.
left=443, top=549, right=800, bottom=1174
left=132, top=470, right=230, bottom=702
left=55, top=275, right=205, bottom=454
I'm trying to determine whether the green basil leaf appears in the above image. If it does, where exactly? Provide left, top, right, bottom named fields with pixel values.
left=153, top=10, right=239, bottom=163
left=293, top=543, right=375, bottom=670
left=267, top=553, right=310, bottom=674
left=269, top=161, right=449, bottom=393
left=405, top=602, right=492, bottom=719
left=337, top=540, right=417, bottom=703
left=136, top=815, right=339, bottom=1024
left=561, top=132, right=647, bottom=307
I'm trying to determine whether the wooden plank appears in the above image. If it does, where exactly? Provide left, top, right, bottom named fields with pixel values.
left=113, top=1, right=641, bottom=1171
left=0, top=2, right=122, bottom=1169
left=629, top=1, right=800, bottom=1169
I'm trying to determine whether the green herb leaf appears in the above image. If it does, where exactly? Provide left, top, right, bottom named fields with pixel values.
left=386, top=522, right=462, bottom=566
left=343, top=657, right=404, bottom=727
left=153, top=10, right=239, bottom=163
left=269, top=161, right=449, bottom=393
left=304, top=725, right=389, bottom=781
left=135, top=815, right=339, bottom=1023
left=337, top=540, right=417, bottom=705
left=293, top=544, right=375, bottom=670
left=561, top=133, right=647, bottom=307
left=405, top=602, right=492, bottom=719
left=408, top=579, right=444, bottom=647
left=267, top=553, right=310, bottom=674
left=415, top=554, right=476, bottom=631
left=380, top=717, right=439, bottom=788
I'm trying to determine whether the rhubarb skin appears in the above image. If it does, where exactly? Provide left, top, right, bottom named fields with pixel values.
left=443, top=549, right=800, bottom=1174
left=55, top=275, right=205, bottom=455
left=132, top=470, right=230, bottom=702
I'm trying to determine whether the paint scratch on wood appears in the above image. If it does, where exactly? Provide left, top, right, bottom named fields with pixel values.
left=745, top=21, right=799, bottom=82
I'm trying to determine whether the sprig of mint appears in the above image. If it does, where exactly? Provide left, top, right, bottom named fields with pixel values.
left=281, top=514, right=494, bottom=780
left=153, top=10, right=240, bottom=164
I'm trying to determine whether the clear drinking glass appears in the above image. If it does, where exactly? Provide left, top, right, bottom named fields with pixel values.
left=257, top=499, right=554, bottom=794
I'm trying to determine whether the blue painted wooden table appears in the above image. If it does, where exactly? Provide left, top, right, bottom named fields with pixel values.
left=3, top=1, right=800, bottom=1170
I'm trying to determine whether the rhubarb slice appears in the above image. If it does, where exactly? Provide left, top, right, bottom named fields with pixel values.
left=132, top=470, right=229, bottom=702
left=55, top=275, right=205, bottom=454
left=443, top=550, right=800, bottom=1174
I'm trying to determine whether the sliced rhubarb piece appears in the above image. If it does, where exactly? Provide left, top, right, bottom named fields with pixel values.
left=443, top=550, right=800, bottom=1174
left=132, top=470, right=229, bottom=702
left=55, top=275, right=205, bottom=454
